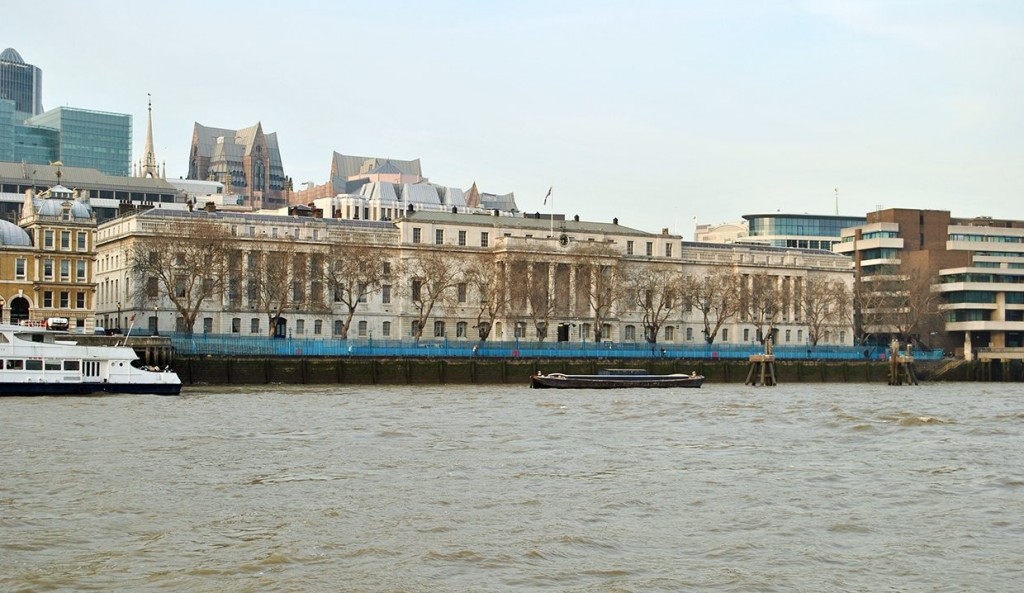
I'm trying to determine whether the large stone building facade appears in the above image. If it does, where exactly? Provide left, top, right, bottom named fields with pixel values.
left=95, top=206, right=854, bottom=347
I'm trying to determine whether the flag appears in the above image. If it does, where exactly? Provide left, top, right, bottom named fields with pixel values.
left=129, top=314, right=136, bottom=322
left=543, top=186, right=552, bottom=205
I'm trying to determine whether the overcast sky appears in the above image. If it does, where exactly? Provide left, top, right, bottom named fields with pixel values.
left=7, top=0, right=1022, bottom=237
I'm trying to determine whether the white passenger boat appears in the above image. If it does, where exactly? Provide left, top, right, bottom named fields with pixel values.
left=0, top=324, right=181, bottom=396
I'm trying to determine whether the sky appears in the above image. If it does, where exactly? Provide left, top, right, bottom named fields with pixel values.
left=6, top=0, right=1023, bottom=237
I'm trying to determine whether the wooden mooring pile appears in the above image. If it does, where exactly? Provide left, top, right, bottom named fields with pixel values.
left=745, top=335, right=777, bottom=386
left=888, top=339, right=918, bottom=385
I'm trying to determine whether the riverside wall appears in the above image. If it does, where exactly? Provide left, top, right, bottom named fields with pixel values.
left=171, top=356, right=1015, bottom=385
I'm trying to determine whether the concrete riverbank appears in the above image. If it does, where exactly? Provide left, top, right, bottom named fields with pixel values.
left=171, top=356, right=1019, bottom=385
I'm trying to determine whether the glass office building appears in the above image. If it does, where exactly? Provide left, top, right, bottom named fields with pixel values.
left=739, top=213, right=867, bottom=251
left=0, top=48, right=43, bottom=118
left=22, top=107, right=131, bottom=176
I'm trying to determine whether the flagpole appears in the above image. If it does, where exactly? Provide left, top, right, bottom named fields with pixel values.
left=547, top=186, right=554, bottom=237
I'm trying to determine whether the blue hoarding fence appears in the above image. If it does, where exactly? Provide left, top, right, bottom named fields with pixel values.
left=167, top=334, right=944, bottom=362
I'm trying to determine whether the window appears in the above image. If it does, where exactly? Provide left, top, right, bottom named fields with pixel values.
left=481, top=232, right=489, bottom=247
left=146, top=277, right=159, bottom=297
left=26, top=359, right=42, bottom=371
left=744, top=328, right=750, bottom=342
left=250, top=318, right=261, bottom=334
left=434, top=320, right=446, bottom=337
left=411, top=279, right=422, bottom=301
left=412, top=228, right=422, bottom=243
left=203, top=318, right=213, bottom=333
left=44, top=230, right=54, bottom=249
left=58, top=291, right=68, bottom=308
left=646, top=242, right=653, bottom=256
left=334, top=320, right=343, bottom=335
left=785, top=329, right=791, bottom=343
left=76, top=260, right=86, bottom=281
left=43, top=259, right=53, bottom=280
left=624, top=325, right=636, bottom=341
left=381, top=284, right=391, bottom=304
left=296, top=320, right=305, bottom=334
left=358, top=321, right=367, bottom=336
left=75, top=292, right=85, bottom=308
left=382, top=321, right=391, bottom=337
left=15, top=258, right=25, bottom=280
left=458, top=230, right=467, bottom=246
left=61, top=231, right=70, bottom=250
left=664, top=326, right=675, bottom=341
left=77, top=232, right=87, bottom=251
left=43, top=291, right=53, bottom=307
left=60, top=260, right=70, bottom=281
left=314, top=320, right=323, bottom=335
left=665, top=243, right=673, bottom=257
left=721, top=328, right=729, bottom=342
left=457, top=321, right=468, bottom=338
left=686, top=327, right=694, bottom=341
left=626, top=241, right=634, bottom=255
left=232, top=318, right=241, bottom=333
left=357, top=283, right=367, bottom=303
left=797, top=329, right=803, bottom=343
left=457, top=283, right=467, bottom=303
left=435, top=229, right=444, bottom=245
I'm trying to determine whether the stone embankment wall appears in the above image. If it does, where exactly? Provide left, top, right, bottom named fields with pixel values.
left=172, top=357, right=986, bottom=385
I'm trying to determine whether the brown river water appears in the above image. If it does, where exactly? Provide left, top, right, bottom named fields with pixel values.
left=2, top=383, right=1023, bottom=592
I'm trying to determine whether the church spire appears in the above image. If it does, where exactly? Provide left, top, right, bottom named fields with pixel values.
left=138, top=94, right=160, bottom=178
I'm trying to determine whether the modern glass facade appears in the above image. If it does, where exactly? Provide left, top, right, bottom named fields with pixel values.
left=0, top=48, right=43, bottom=117
left=23, top=107, right=131, bottom=176
left=0, top=99, right=13, bottom=161
left=742, top=214, right=867, bottom=250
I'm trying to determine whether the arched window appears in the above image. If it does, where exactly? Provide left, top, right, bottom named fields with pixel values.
left=624, top=325, right=636, bottom=341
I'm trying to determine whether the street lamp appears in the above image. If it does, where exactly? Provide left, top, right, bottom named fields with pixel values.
left=153, top=305, right=159, bottom=336
left=116, top=301, right=121, bottom=329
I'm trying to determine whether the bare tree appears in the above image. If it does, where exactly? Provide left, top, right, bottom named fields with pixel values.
left=681, top=268, right=740, bottom=344
left=522, top=260, right=557, bottom=341
left=802, top=273, right=852, bottom=347
left=129, top=218, right=231, bottom=334
left=746, top=271, right=782, bottom=344
left=621, top=261, right=682, bottom=347
left=405, top=248, right=463, bottom=339
left=462, top=250, right=513, bottom=342
left=247, top=239, right=298, bottom=337
left=324, top=240, right=391, bottom=339
left=855, top=262, right=940, bottom=346
left=569, top=242, right=620, bottom=341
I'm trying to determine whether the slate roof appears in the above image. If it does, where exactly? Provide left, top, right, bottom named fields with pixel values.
left=398, top=210, right=660, bottom=237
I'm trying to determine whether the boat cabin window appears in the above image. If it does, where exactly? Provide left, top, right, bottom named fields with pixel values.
left=63, top=360, right=80, bottom=371
left=45, top=360, right=62, bottom=371
left=6, top=359, right=24, bottom=370
left=26, top=360, right=43, bottom=371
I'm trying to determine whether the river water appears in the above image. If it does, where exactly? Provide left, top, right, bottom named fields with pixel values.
left=2, top=383, right=1023, bottom=592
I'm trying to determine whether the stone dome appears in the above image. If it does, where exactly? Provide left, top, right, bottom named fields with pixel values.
left=0, top=219, right=31, bottom=247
